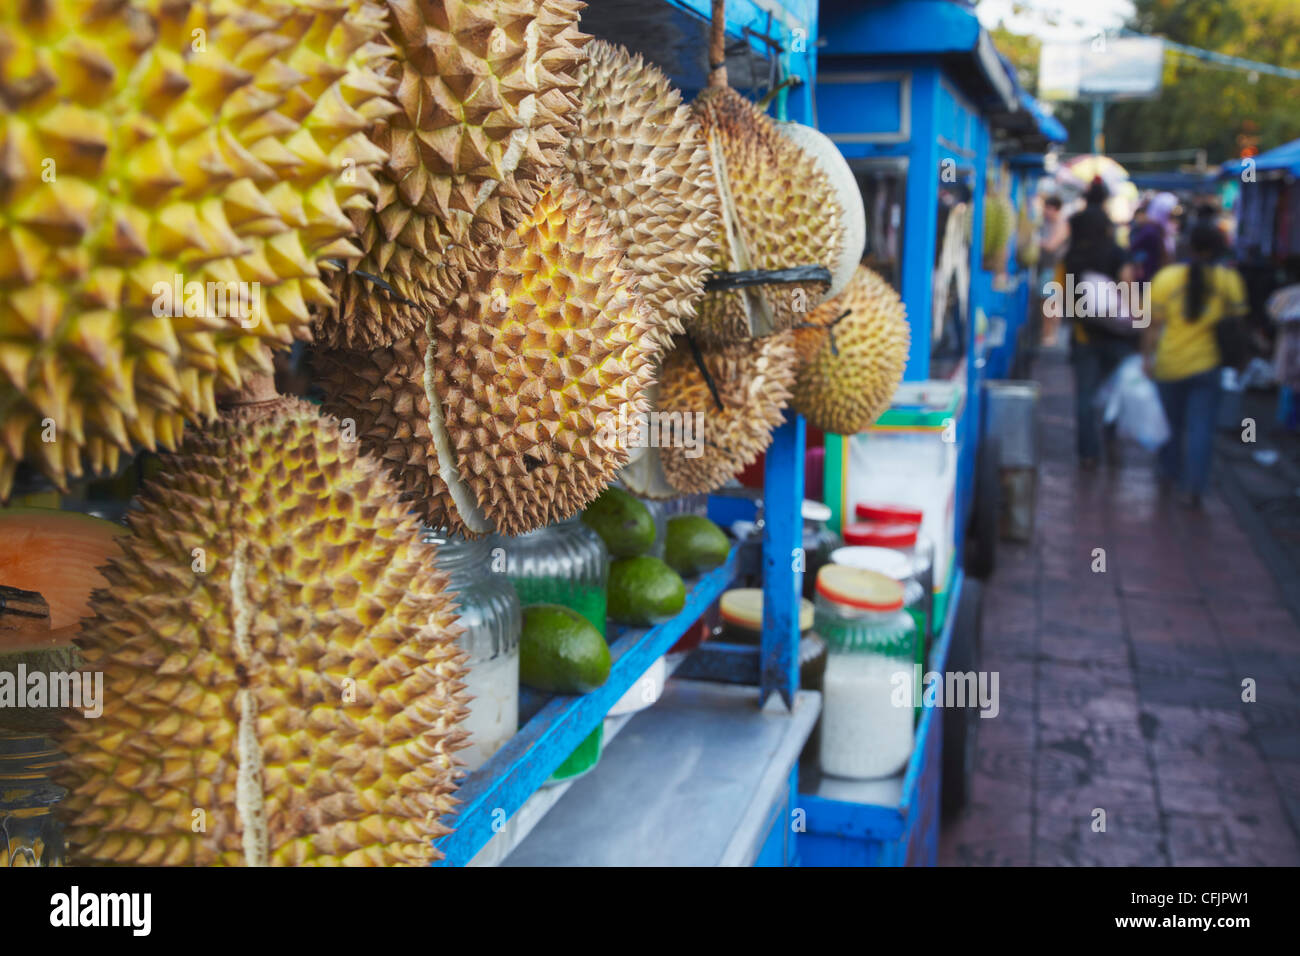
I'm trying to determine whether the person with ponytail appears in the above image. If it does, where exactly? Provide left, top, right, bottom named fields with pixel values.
left=1142, top=222, right=1248, bottom=508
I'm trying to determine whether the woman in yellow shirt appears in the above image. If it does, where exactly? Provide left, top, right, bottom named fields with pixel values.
left=1141, top=223, right=1246, bottom=508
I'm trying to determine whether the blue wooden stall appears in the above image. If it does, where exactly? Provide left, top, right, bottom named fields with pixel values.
left=800, top=0, right=1056, bottom=866
left=432, top=0, right=1059, bottom=868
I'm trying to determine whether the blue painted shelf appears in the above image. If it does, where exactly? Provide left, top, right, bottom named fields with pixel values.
left=433, top=548, right=740, bottom=867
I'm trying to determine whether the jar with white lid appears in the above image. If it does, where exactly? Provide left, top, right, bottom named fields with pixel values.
left=426, top=530, right=521, bottom=773
left=815, top=566, right=917, bottom=780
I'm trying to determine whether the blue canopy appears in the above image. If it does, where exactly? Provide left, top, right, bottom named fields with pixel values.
left=1221, top=137, right=1300, bottom=178
left=1021, top=90, right=1067, bottom=144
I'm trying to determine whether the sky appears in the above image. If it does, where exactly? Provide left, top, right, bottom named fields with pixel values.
left=975, top=0, right=1136, bottom=42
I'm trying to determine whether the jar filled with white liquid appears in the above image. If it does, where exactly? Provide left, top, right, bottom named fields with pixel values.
left=426, top=529, right=521, bottom=773
left=815, top=565, right=917, bottom=780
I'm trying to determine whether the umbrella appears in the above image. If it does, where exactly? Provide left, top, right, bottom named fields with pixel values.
left=1057, top=154, right=1130, bottom=192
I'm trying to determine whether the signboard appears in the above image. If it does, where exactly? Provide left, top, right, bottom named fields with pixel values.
left=1038, top=37, right=1165, bottom=101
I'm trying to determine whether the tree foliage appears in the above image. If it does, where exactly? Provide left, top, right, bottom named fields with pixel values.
left=984, top=0, right=1300, bottom=163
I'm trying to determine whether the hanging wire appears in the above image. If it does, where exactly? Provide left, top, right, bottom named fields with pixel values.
left=684, top=333, right=726, bottom=413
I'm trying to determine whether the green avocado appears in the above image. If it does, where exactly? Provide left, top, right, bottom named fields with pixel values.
left=663, top=515, right=730, bottom=576
left=607, top=556, right=686, bottom=626
left=519, top=604, right=611, bottom=694
left=582, top=487, right=656, bottom=557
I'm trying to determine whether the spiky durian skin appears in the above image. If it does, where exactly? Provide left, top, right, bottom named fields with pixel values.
left=319, top=179, right=656, bottom=537
left=790, top=265, right=909, bottom=436
left=563, top=39, right=720, bottom=358
left=0, top=0, right=392, bottom=499
left=982, top=191, right=1014, bottom=271
left=655, top=333, right=796, bottom=494
left=56, top=399, right=469, bottom=866
left=316, top=0, right=590, bottom=350
left=689, top=86, right=840, bottom=344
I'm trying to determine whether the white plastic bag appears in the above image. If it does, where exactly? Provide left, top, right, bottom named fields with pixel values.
left=1096, top=355, right=1170, bottom=451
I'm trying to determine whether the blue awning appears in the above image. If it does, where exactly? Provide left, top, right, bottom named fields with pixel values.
left=1221, top=136, right=1300, bottom=178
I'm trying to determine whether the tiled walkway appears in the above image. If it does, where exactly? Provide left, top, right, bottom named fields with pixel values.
left=940, top=347, right=1300, bottom=866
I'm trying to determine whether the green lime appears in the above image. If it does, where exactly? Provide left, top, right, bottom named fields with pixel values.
left=582, top=487, right=656, bottom=557
left=607, top=556, right=686, bottom=625
left=663, top=514, right=730, bottom=576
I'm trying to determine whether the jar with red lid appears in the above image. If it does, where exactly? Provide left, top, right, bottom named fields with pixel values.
left=854, top=501, right=925, bottom=525
left=814, top=566, right=917, bottom=780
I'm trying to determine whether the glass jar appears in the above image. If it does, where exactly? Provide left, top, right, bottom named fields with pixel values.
left=494, top=515, right=608, bottom=632
left=659, top=493, right=709, bottom=519
left=0, top=731, right=65, bottom=866
left=831, top=546, right=927, bottom=724
left=426, top=530, right=521, bottom=774
left=718, top=588, right=814, bottom=646
left=815, top=567, right=917, bottom=780
left=495, top=516, right=612, bottom=779
left=801, top=500, right=842, bottom=601
left=841, top=520, right=934, bottom=669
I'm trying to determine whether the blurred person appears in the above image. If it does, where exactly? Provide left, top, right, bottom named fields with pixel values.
left=1065, top=178, right=1138, bottom=470
left=1039, top=195, right=1069, bottom=344
left=1129, top=192, right=1177, bottom=283
left=1142, top=222, right=1248, bottom=509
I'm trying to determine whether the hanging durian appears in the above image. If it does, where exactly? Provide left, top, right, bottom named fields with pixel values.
left=982, top=186, right=1014, bottom=272
left=1015, top=201, right=1040, bottom=270
left=563, top=39, right=721, bottom=357
left=56, top=390, right=470, bottom=866
left=318, top=178, right=656, bottom=537
left=774, top=121, right=866, bottom=300
left=315, top=0, right=591, bottom=350
left=790, top=265, right=909, bottom=436
left=654, top=333, right=796, bottom=494
left=0, top=0, right=393, bottom=499
left=687, top=6, right=841, bottom=344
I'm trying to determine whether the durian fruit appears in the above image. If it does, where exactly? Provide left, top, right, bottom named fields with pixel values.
left=690, top=85, right=841, bottom=344
left=1015, top=202, right=1040, bottom=270
left=56, top=396, right=470, bottom=866
left=775, top=122, right=866, bottom=300
left=654, top=333, right=796, bottom=494
left=318, top=179, right=656, bottom=537
left=790, top=265, right=909, bottom=436
left=316, top=0, right=591, bottom=350
left=0, top=0, right=393, bottom=499
left=982, top=187, right=1014, bottom=272
left=563, top=40, right=721, bottom=357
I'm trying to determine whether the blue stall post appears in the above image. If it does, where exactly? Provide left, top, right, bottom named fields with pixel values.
left=760, top=414, right=805, bottom=709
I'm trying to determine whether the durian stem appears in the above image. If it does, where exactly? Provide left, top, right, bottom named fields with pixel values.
left=709, top=0, right=728, bottom=89
left=218, top=372, right=279, bottom=410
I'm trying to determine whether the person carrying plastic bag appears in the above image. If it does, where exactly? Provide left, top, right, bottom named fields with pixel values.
left=1140, top=222, right=1248, bottom=509
left=1096, top=354, right=1170, bottom=452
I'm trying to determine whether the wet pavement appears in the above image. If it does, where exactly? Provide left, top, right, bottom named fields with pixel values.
left=940, top=346, right=1300, bottom=866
